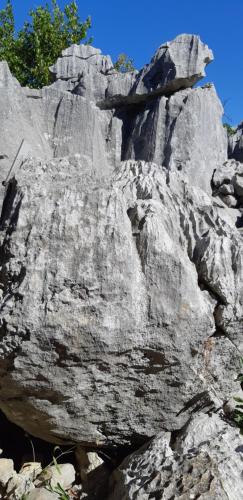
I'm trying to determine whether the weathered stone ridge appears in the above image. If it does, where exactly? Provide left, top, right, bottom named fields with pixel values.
left=0, top=33, right=242, bottom=499
left=0, top=34, right=227, bottom=198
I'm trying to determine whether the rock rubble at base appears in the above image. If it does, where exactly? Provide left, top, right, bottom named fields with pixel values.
left=0, top=442, right=110, bottom=499
left=0, top=32, right=243, bottom=497
left=0, top=458, right=76, bottom=499
left=0, top=413, right=242, bottom=499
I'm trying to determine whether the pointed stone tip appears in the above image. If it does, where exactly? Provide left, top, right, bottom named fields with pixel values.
left=0, top=60, right=20, bottom=88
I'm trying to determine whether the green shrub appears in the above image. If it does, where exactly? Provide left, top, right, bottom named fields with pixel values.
left=114, top=53, right=135, bottom=73
left=223, top=123, right=236, bottom=136
left=0, top=0, right=92, bottom=88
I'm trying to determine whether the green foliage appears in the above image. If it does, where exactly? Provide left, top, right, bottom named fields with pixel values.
left=114, top=53, right=135, bottom=73
left=0, top=0, right=92, bottom=87
left=0, top=0, right=14, bottom=61
left=40, top=446, right=75, bottom=499
left=46, top=482, right=70, bottom=500
left=223, top=122, right=236, bottom=136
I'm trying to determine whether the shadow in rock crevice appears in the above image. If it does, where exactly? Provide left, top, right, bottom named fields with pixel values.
left=0, top=409, right=76, bottom=472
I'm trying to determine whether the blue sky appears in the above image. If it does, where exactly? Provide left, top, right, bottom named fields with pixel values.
left=8, top=0, right=243, bottom=124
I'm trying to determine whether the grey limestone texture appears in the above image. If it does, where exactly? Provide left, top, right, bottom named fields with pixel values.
left=109, top=413, right=243, bottom=500
left=0, top=33, right=242, bottom=498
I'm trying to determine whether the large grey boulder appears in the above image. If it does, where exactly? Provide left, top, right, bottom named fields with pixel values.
left=108, top=413, right=243, bottom=500
left=132, top=33, right=213, bottom=95
left=0, top=158, right=242, bottom=446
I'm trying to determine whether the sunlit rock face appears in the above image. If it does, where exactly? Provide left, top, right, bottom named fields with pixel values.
left=108, top=413, right=243, bottom=500
left=0, top=34, right=241, bottom=461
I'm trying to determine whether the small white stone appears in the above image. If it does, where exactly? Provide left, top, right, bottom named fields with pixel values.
left=19, top=462, right=42, bottom=480
left=27, top=488, right=59, bottom=500
left=0, top=458, right=15, bottom=486
left=36, top=463, right=75, bottom=490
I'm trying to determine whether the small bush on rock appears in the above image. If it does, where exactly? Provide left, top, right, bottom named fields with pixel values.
left=223, top=123, right=236, bottom=136
left=114, top=53, right=135, bottom=73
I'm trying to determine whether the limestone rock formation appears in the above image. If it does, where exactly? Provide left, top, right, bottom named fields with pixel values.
left=131, top=33, right=213, bottom=96
left=0, top=62, right=52, bottom=185
left=123, top=85, right=226, bottom=192
left=0, top=156, right=242, bottom=446
left=0, top=32, right=242, bottom=497
left=108, top=413, right=243, bottom=500
left=49, top=34, right=213, bottom=109
left=212, top=159, right=243, bottom=209
left=0, top=34, right=225, bottom=194
left=98, top=33, right=214, bottom=108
